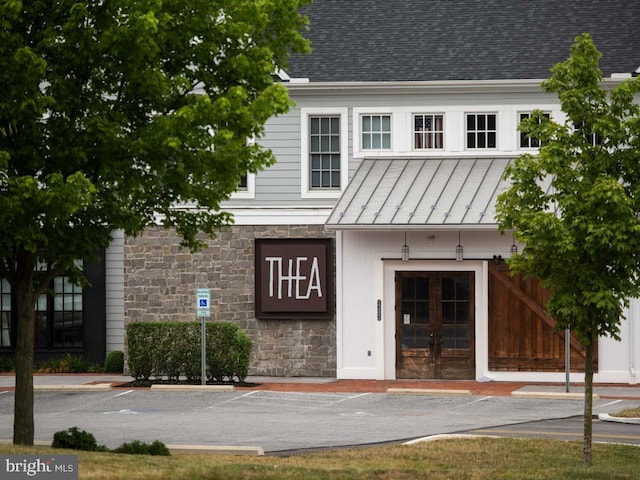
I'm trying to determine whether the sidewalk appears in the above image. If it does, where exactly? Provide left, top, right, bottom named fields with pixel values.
left=1, top=373, right=640, bottom=399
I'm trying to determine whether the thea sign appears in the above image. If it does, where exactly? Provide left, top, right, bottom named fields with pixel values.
left=2, top=455, right=77, bottom=479
left=255, top=239, right=332, bottom=319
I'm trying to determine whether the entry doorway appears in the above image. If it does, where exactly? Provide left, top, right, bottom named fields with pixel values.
left=396, top=271, right=475, bottom=379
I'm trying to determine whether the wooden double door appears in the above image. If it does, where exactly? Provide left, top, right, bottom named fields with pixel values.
left=396, top=271, right=475, bottom=379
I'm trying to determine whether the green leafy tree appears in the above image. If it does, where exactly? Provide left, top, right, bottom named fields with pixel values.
left=0, top=0, right=310, bottom=445
left=496, top=33, right=640, bottom=466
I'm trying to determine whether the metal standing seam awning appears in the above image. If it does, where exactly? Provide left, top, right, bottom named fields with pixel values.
left=325, top=157, right=523, bottom=230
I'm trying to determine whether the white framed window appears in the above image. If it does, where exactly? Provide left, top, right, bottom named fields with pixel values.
left=361, top=114, right=391, bottom=150
left=466, top=113, right=497, bottom=149
left=413, top=114, right=444, bottom=149
left=230, top=172, right=255, bottom=199
left=230, top=137, right=256, bottom=199
left=519, top=112, right=550, bottom=149
left=301, top=107, right=348, bottom=199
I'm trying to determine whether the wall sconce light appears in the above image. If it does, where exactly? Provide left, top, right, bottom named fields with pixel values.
left=402, top=231, right=410, bottom=262
left=510, top=235, right=518, bottom=257
left=456, top=231, right=463, bottom=262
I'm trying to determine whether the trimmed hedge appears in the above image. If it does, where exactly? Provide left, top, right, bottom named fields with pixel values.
left=127, top=322, right=251, bottom=383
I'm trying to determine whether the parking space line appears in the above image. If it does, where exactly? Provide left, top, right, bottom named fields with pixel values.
left=453, top=396, right=493, bottom=409
left=206, top=390, right=260, bottom=409
left=55, top=391, right=138, bottom=415
left=596, top=399, right=623, bottom=410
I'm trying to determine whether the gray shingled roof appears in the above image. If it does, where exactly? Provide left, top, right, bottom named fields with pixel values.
left=287, top=0, right=640, bottom=82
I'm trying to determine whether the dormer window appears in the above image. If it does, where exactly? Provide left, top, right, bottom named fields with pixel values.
left=519, top=112, right=550, bottom=148
left=414, top=114, right=444, bottom=149
left=361, top=114, right=391, bottom=149
left=466, top=113, right=496, bottom=149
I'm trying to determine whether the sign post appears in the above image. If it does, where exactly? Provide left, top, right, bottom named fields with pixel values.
left=196, top=288, right=210, bottom=386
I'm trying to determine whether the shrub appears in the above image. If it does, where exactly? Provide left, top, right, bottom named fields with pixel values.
left=52, top=427, right=108, bottom=452
left=0, top=356, right=14, bottom=372
left=38, top=354, right=90, bottom=373
left=112, top=440, right=170, bottom=456
left=127, top=321, right=252, bottom=383
left=104, top=351, right=124, bottom=373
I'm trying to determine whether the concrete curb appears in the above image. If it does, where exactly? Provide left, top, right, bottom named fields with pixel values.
left=0, top=440, right=264, bottom=456
left=387, top=388, right=472, bottom=396
left=598, top=413, right=640, bottom=425
left=150, top=384, right=235, bottom=392
left=167, top=445, right=264, bottom=456
left=34, top=384, right=113, bottom=392
left=511, top=391, right=598, bottom=400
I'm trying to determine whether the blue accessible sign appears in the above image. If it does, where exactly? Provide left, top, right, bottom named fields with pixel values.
left=196, top=288, right=210, bottom=318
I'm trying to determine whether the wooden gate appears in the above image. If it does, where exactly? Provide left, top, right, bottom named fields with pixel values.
left=488, top=262, right=595, bottom=372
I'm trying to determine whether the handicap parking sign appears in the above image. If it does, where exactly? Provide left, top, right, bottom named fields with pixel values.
left=196, top=289, right=210, bottom=317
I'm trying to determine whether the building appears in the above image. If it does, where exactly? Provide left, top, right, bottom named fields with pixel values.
left=5, top=1, right=640, bottom=384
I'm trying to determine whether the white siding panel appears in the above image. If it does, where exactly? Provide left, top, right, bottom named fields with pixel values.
left=105, top=230, right=125, bottom=353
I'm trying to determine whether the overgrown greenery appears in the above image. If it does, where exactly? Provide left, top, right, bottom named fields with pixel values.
left=127, top=322, right=251, bottom=383
left=496, top=33, right=640, bottom=466
left=111, top=440, right=171, bottom=456
left=0, top=356, right=14, bottom=372
left=4, top=438, right=638, bottom=479
left=52, top=427, right=108, bottom=452
left=52, top=427, right=169, bottom=456
left=0, top=0, right=310, bottom=445
left=36, top=353, right=100, bottom=373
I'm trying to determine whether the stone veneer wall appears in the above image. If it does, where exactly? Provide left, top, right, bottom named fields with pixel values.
left=125, top=225, right=336, bottom=377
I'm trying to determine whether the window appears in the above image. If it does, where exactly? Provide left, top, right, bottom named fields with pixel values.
left=361, top=114, right=391, bottom=149
left=519, top=112, right=550, bottom=148
left=0, top=279, right=10, bottom=347
left=414, top=114, right=444, bottom=149
left=309, top=115, right=341, bottom=189
left=3, top=265, right=84, bottom=351
left=35, top=274, right=83, bottom=349
left=238, top=174, right=248, bottom=190
left=466, top=113, right=496, bottom=149
left=301, top=108, right=348, bottom=199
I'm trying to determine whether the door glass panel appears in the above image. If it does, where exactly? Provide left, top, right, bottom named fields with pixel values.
left=441, top=302, right=454, bottom=323
left=456, top=276, right=470, bottom=300
left=402, top=277, right=415, bottom=299
left=416, top=277, right=429, bottom=300
left=415, top=301, right=428, bottom=324
left=441, top=277, right=454, bottom=300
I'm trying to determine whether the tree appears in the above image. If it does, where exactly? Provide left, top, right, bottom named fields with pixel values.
left=496, top=33, right=640, bottom=466
left=0, top=0, right=310, bottom=445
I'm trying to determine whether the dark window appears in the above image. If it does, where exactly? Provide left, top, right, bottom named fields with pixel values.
left=310, top=116, right=341, bottom=189
left=0, top=279, right=10, bottom=347
left=238, top=174, right=248, bottom=190
left=519, top=112, right=550, bottom=148
left=466, top=113, right=496, bottom=149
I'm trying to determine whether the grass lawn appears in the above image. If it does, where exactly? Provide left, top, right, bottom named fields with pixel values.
left=1, top=438, right=639, bottom=479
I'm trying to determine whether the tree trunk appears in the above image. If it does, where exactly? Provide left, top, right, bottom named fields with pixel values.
left=13, top=252, right=37, bottom=445
left=582, top=335, right=595, bottom=467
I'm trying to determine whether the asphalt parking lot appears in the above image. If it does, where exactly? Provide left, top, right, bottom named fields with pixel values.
left=1, top=387, right=639, bottom=453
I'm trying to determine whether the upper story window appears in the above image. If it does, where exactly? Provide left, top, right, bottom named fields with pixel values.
left=519, top=112, right=550, bottom=148
left=414, top=114, right=444, bottom=149
left=466, top=113, right=496, bottom=149
left=361, top=114, right=391, bottom=150
left=301, top=108, right=348, bottom=199
left=310, top=115, right=341, bottom=189
left=237, top=174, right=248, bottom=190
